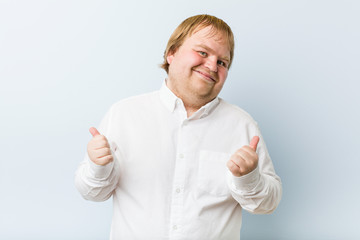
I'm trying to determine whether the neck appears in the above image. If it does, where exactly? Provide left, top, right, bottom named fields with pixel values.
left=184, top=104, right=200, bottom=117
left=165, top=78, right=212, bottom=117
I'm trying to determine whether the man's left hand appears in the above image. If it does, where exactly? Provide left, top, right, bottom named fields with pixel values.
left=227, top=136, right=260, bottom=177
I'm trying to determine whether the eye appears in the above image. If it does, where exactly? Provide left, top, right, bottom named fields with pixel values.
left=217, top=60, right=227, bottom=68
left=198, top=51, right=207, bottom=57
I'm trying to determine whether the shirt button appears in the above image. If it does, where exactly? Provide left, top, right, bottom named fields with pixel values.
left=173, top=225, right=178, bottom=230
left=176, top=188, right=181, bottom=193
left=179, top=153, right=184, bottom=159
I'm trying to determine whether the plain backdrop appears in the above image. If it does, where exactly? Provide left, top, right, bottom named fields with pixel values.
left=1, top=0, right=359, bottom=239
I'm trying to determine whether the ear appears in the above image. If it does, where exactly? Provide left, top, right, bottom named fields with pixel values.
left=167, top=53, right=174, bottom=64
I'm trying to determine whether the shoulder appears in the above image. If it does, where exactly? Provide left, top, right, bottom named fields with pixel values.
left=215, top=99, right=262, bottom=147
left=109, top=90, right=160, bottom=112
left=217, top=98, right=257, bottom=124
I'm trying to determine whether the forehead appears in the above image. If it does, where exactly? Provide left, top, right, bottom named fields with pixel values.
left=189, top=25, right=228, bottom=44
left=184, top=26, right=230, bottom=57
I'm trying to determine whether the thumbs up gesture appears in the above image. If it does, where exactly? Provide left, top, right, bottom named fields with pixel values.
left=87, top=127, right=114, bottom=166
left=227, top=136, right=260, bottom=177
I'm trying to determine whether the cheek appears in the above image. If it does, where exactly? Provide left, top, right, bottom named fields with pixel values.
left=219, top=69, right=228, bottom=82
left=173, top=51, right=200, bottom=69
left=186, top=51, right=203, bottom=65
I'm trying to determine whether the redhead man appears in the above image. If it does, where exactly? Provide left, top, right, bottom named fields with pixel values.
left=75, top=14, right=282, bottom=240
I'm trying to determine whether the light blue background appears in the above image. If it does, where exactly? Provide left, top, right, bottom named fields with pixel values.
left=1, top=0, right=359, bottom=239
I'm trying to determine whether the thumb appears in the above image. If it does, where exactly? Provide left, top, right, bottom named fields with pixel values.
left=89, top=127, right=100, bottom=137
left=249, top=136, right=260, bottom=151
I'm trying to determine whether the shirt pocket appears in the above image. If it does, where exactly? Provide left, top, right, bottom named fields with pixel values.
left=197, top=150, right=231, bottom=197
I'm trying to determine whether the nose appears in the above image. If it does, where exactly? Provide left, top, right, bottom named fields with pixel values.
left=204, top=57, right=218, bottom=73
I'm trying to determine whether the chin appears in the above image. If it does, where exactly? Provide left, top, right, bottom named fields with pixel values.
left=196, top=90, right=216, bottom=100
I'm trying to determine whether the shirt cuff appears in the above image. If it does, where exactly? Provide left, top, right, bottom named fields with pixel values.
left=230, top=166, right=261, bottom=191
left=88, top=158, right=115, bottom=179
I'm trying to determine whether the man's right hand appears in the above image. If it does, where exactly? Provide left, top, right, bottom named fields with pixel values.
left=87, top=127, right=114, bottom=166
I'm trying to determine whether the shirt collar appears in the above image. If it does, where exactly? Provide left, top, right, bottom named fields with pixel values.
left=159, top=80, right=178, bottom=113
left=159, top=80, right=220, bottom=119
left=194, top=97, right=220, bottom=119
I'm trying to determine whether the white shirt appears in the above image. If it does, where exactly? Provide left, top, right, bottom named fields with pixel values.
left=75, top=83, right=282, bottom=240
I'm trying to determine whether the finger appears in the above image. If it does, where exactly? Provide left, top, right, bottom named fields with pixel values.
left=228, top=158, right=249, bottom=177
left=229, top=158, right=241, bottom=169
left=230, top=152, right=249, bottom=171
left=89, top=127, right=100, bottom=137
left=241, top=146, right=258, bottom=158
left=92, top=137, right=110, bottom=149
left=236, top=149, right=253, bottom=163
left=227, top=160, right=241, bottom=177
left=249, top=136, right=260, bottom=151
left=96, top=155, right=114, bottom=166
left=96, top=147, right=112, bottom=158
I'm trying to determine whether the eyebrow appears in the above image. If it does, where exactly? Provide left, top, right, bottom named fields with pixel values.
left=195, top=44, right=230, bottom=63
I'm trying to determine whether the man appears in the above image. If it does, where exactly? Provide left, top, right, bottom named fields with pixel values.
left=75, top=14, right=282, bottom=240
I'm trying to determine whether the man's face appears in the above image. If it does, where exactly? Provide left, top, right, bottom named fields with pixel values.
left=166, top=26, right=231, bottom=107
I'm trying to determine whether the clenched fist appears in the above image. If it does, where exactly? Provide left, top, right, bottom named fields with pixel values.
left=227, top=136, right=260, bottom=177
left=87, top=127, right=114, bottom=166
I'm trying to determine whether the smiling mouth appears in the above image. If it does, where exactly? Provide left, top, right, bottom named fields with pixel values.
left=193, top=69, right=216, bottom=82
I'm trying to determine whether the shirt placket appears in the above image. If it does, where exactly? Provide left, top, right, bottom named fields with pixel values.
left=169, top=107, right=189, bottom=239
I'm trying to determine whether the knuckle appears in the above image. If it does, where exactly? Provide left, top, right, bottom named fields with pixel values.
left=100, top=155, right=113, bottom=165
left=227, top=160, right=234, bottom=170
left=236, top=149, right=243, bottom=154
left=239, top=167, right=248, bottom=176
left=106, top=148, right=112, bottom=155
left=236, top=150, right=245, bottom=158
left=227, top=160, right=241, bottom=176
left=102, top=140, right=110, bottom=147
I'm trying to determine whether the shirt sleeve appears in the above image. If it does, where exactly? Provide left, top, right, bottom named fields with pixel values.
left=227, top=126, right=282, bottom=214
left=74, top=106, right=121, bottom=202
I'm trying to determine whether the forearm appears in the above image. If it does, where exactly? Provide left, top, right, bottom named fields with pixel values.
left=75, top=155, right=120, bottom=202
left=227, top=167, right=282, bottom=214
